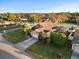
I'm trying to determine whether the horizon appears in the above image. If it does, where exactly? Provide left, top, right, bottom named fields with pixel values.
left=0, top=11, right=78, bottom=14
left=0, top=0, right=79, bottom=13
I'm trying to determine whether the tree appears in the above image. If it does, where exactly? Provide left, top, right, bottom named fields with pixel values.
left=1, top=13, right=20, bottom=21
left=21, top=22, right=31, bottom=38
left=22, top=22, right=31, bottom=32
left=50, top=32, right=67, bottom=46
left=29, top=14, right=40, bottom=23
left=65, top=31, right=70, bottom=40
left=7, top=13, right=19, bottom=21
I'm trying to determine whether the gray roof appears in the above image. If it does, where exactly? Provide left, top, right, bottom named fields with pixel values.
left=56, top=26, right=68, bottom=32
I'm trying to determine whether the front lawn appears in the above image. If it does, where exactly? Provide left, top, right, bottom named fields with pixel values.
left=4, top=29, right=25, bottom=44
left=27, top=42, right=72, bottom=59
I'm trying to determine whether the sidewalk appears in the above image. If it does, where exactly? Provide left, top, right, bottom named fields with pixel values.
left=71, top=52, right=79, bottom=59
left=71, top=44, right=79, bottom=59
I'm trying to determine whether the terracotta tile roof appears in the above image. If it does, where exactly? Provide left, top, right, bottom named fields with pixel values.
left=35, top=22, right=56, bottom=33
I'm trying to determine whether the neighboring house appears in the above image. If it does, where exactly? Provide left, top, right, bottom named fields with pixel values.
left=72, top=29, right=79, bottom=53
left=56, top=26, right=69, bottom=33
left=20, top=18, right=28, bottom=21
left=68, top=30, right=75, bottom=33
left=4, top=21, right=15, bottom=25
left=76, top=16, right=79, bottom=25
left=40, top=16, right=49, bottom=22
left=68, top=29, right=79, bottom=59
left=19, top=16, right=28, bottom=22
left=76, top=20, right=79, bottom=25
left=0, top=21, right=15, bottom=25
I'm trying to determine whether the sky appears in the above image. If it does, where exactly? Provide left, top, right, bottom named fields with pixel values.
left=0, top=0, right=79, bottom=13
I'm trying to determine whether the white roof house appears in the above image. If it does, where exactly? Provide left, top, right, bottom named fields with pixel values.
left=4, top=21, right=15, bottom=25
left=20, top=18, right=28, bottom=21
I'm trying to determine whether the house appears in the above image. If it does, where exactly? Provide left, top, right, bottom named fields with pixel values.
left=19, top=16, right=28, bottom=22
left=76, top=16, right=79, bottom=25
left=4, top=21, right=16, bottom=25
left=72, top=28, right=79, bottom=53
left=56, top=26, right=69, bottom=33
left=40, top=15, right=49, bottom=22
left=76, top=20, right=79, bottom=25
left=71, top=28, right=79, bottom=59
left=35, top=22, right=57, bottom=33
left=20, top=18, right=28, bottom=21
left=0, top=21, right=16, bottom=26
left=31, top=22, right=57, bottom=38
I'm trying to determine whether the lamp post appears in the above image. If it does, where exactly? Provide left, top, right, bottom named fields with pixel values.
left=3, top=25, right=7, bottom=35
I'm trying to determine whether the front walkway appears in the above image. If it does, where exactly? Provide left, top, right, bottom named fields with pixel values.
left=16, top=32, right=38, bottom=51
left=71, top=52, right=79, bottom=59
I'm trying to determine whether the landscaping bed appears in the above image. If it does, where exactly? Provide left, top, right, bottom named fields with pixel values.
left=27, top=42, right=72, bottom=59
left=4, top=29, right=25, bottom=44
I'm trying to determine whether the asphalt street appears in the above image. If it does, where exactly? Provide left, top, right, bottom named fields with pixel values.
left=0, top=50, right=18, bottom=59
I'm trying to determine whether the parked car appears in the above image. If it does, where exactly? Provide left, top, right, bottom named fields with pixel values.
left=68, top=32, right=75, bottom=40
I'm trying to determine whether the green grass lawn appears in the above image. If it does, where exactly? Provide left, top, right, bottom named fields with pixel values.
left=58, top=23, right=70, bottom=26
left=4, top=29, right=25, bottom=44
left=27, top=42, right=72, bottom=59
left=58, top=23, right=76, bottom=26
left=0, top=24, right=20, bottom=30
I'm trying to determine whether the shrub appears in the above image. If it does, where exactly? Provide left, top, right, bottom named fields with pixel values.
left=64, top=31, right=70, bottom=40
left=50, top=32, right=67, bottom=46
